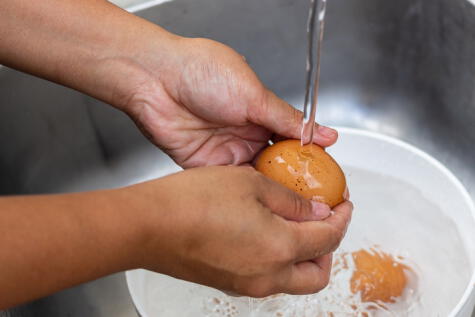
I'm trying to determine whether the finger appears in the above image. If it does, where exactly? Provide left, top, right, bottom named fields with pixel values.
left=291, top=200, right=353, bottom=262
left=248, top=90, right=338, bottom=147
left=258, top=177, right=331, bottom=222
left=343, top=186, right=350, bottom=200
left=313, top=253, right=333, bottom=271
left=270, top=134, right=287, bottom=144
left=279, top=254, right=333, bottom=295
left=324, top=200, right=353, bottom=234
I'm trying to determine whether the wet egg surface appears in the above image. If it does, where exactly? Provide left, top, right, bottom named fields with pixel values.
left=255, top=139, right=346, bottom=207
left=350, top=248, right=409, bottom=304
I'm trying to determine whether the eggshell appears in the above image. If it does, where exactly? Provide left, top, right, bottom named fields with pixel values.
left=255, top=139, right=346, bottom=208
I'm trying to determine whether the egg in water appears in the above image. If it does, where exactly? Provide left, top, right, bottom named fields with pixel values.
left=350, top=248, right=410, bottom=304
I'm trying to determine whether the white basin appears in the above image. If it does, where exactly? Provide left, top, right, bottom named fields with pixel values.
left=126, top=128, right=475, bottom=316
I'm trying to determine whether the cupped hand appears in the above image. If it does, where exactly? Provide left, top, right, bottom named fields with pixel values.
left=127, top=166, right=353, bottom=297
left=112, top=37, right=337, bottom=168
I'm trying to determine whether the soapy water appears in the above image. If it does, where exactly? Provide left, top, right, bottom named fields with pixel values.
left=139, top=167, right=471, bottom=316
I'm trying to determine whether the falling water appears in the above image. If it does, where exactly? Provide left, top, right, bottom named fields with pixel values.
left=301, top=0, right=327, bottom=146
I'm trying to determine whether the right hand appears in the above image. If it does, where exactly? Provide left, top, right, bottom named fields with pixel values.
left=110, top=37, right=338, bottom=168
left=127, top=166, right=353, bottom=297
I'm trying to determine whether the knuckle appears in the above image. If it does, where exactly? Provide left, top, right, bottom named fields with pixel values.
left=265, top=238, right=295, bottom=264
left=242, top=166, right=261, bottom=180
left=250, top=91, right=271, bottom=124
left=284, top=107, right=304, bottom=135
left=236, top=167, right=261, bottom=188
left=291, top=193, right=303, bottom=216
left=251, top=171, right=271, bottom=192
left=290, top=107, right=303, bottom=125
left=291, top=193, right=310, bottom=219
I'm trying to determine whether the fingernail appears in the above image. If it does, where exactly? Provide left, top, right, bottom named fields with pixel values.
left=317, top=126, right=337, bottom=139
left=311, top=201, right=331, bottom=220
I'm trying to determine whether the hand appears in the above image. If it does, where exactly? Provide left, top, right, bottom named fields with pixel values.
left=1, top=0, right=336, bottom=169
left=127, top=166, right=353, bottom=297
left=112, top=37, right=338, bottom=168
left=0, top=0, right=353, bottom=307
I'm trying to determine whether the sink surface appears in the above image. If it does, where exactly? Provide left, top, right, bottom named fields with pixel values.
left=1, top=0, right=474, bottom=316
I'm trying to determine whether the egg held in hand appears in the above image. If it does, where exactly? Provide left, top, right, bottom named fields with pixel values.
left=255, top=139, right=346, bottom=208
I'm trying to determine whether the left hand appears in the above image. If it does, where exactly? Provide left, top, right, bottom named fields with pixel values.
left=111, top=37, right=337, bottom=168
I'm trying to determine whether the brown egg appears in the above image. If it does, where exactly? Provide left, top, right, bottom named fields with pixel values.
left=255, top=139, right=346, bottom=208
left=350, top=249, right=408, bottom=303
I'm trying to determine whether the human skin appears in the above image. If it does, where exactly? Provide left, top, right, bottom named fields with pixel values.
left=0, top=0, right=353, bottom=310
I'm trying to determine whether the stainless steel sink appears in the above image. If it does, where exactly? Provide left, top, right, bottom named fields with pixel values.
left=1, top=0, right=474, bottom=316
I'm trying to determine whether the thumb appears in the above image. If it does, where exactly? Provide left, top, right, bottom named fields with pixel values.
left=259, top=177, right=331, bottom=222
left=248, top=90, right=338, bottom=147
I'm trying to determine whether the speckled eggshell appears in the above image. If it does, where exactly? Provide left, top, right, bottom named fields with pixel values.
left=255, top=139, right=346, bottom=208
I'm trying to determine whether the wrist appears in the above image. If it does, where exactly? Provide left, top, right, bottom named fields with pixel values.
left=80, top=11, right=183, bottom=110
left=118, top=173, right=203, bottom=272
left=80, top=186, right=158, bottom=272
left=111, top=178, right=173, bottom=270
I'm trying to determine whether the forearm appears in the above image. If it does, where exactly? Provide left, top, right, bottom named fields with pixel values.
left=0, top=189, right=145, bottom=309
left=0, top=0, right=178, bottom=107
